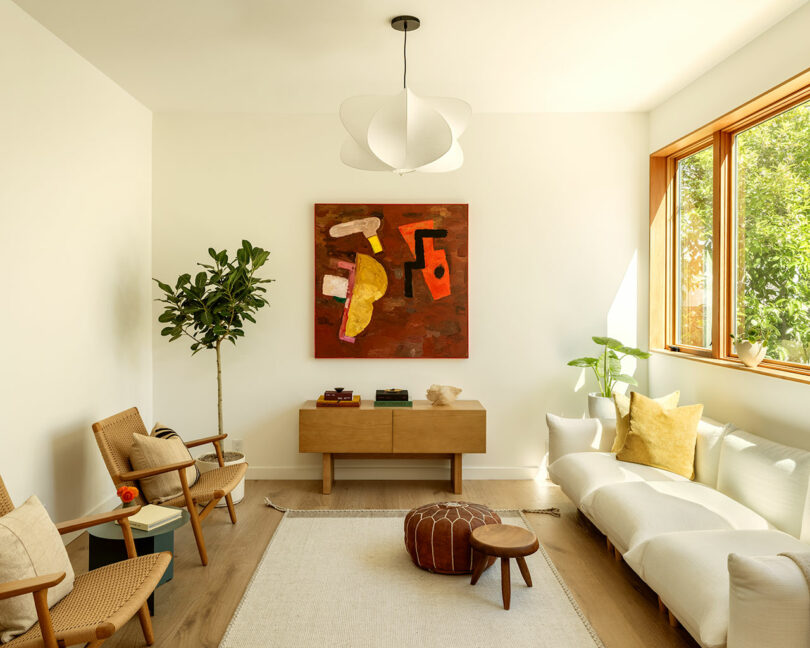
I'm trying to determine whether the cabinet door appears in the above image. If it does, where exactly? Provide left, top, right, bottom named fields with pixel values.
left=299, top=409, right=392, bottom=453
left=392, top=408, right=486, bottom=453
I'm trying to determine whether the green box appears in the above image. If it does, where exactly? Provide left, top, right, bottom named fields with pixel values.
left=373, top=401, right=413, bottom=407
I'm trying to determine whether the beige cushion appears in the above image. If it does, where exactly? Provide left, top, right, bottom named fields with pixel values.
left=130, top=432, right=198, bottom=504
left=728, top=553, right=810, bottom=648
left=0, top=496, right=75, bottom=643
left=611, top=391, right=680, bottom=453
left=617, top=392, right=703, bottom=479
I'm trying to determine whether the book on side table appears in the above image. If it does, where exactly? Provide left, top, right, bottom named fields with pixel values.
left=118, top=504, right=182, bottom=531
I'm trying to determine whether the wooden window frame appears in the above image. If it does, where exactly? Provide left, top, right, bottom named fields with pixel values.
left=650, top=66, right=810, bottom=380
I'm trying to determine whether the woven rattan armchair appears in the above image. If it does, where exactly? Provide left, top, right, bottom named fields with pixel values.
left=91, top=407, right=247, bottom=566
left=0, top=475, right=170, bottom=648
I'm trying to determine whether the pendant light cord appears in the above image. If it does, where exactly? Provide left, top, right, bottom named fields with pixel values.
left=403, top=25, right=407, bottom=89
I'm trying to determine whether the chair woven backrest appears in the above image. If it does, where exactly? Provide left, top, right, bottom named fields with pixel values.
left=0, top=475, right=14, bottom=516
left=92, top=407, right=149, bottom=505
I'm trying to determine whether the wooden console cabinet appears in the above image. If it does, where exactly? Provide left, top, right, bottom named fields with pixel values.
left=299, top=400, right=486, bottom=494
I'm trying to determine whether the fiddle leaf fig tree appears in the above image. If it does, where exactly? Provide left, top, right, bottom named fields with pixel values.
left=568, top=336, right=650, bottom=398
left=154, top=240, right=273, bottom=436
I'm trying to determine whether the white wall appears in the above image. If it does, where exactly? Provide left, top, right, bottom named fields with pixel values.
left=152, top=112, right=649, bottom=480
left=0, top=0, right=153, bottom=519
left=650, top=2, right=810, bottom=152
left=648, top=3, right=810, bottom=447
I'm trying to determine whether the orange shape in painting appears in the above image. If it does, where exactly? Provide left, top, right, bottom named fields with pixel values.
left=398, top=220, right=451, bottom=300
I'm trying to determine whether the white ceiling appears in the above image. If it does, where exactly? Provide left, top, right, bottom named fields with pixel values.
left=14, top=0, right=808, bottom=113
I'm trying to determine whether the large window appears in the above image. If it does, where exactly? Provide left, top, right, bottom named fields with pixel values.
left=650, top=70, right=810, bottom=378
left=676, top=147, right=713, bottom=349
left=733, top=100, right=810, bottom=366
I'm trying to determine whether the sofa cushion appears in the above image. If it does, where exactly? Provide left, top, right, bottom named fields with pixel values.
left=640, top=529, right=808, bottom=648
left=717, top=429, right=810, bottom=540
left=694, top=418, right=732, bottom=488
left=617, top=392, right=703, bottom=479
left=545, top=414, right=605, bottom=468
left=611, top=390, right=680, bottom=453
left=589, top=480, right=771, bottom=565
left=727, top=553, right=810, bottom=648
left=547, top=451, right=688, bottom=511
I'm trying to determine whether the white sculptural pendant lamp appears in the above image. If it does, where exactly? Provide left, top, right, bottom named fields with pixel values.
left=340, top=15, right=471, bottom=175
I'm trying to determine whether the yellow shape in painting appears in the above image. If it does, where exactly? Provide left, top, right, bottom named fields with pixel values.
left=346, top=253, right=388, bottom=338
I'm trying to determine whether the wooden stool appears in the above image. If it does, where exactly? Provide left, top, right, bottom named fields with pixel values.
left=469, top=523, right=539, bottom=610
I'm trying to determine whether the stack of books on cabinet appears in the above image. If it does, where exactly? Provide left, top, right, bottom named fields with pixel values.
left=374, top=389, right=412, bottom=407
left=316, top=389, right=360, bottom=407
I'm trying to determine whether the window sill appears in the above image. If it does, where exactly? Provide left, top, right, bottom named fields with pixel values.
left=651, top=349, right=810, bottom=386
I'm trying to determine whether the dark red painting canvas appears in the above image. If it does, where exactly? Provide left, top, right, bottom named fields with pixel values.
left=314, top=204, right=468, bottom=358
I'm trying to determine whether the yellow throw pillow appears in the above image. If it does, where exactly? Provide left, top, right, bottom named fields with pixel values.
left=617, top=392, right=703, bottom=479
left=611, top=390, right=680, bottom=453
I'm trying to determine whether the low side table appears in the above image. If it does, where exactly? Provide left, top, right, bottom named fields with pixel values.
left=469, top=523, right=540, bottom=610
left=87, top=507, right=190, bottom=615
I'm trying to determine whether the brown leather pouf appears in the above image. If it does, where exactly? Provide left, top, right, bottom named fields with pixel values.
left=404, top=501, right=501, bottom=574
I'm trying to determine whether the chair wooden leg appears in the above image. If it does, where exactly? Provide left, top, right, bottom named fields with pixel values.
left=32, top=589, right=58, bottom=648
left=179, top=470, right=208, bottom=566
left=225, top=493, right=237, bottom=524
left=138, top=602, right=155, bottom=645
left=197, top=497, right=221, bottom=522
left=516, top=556, right=532, bottom=587
left=501, top=557, right=511, bottom=610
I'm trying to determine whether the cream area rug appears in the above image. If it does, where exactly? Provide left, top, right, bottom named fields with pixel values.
left=220, top=510, right=604, bottom=648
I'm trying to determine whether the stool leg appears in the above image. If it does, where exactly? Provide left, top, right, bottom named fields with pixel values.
left=516, top=556, right=532, bottom=587
left=470, top=550, right=487, bottom=586
left=501, top=557, right=511, bottom=610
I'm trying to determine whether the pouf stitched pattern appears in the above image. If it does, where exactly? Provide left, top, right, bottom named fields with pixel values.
left=404, top=501, right=501, bottom=574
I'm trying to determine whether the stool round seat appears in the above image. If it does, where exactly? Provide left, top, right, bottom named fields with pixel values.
left=470, top=523, right=539, bottom=558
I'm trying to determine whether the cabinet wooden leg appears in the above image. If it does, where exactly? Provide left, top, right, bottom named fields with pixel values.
left=451, top=453, right=462, bottom=494
left=322, top=453, right=334, bottom=495
left=501, top=557, right=511, bottom=610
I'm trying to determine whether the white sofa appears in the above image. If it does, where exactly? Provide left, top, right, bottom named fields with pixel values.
left=546, top=414, right=810, bottom=648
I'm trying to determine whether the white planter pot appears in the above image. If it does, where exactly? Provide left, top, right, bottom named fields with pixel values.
left=735, top=341, right=767, bottom=368
left=196, top=451, right=245, bottom=507
left=588, top=393, right=616, bottom=420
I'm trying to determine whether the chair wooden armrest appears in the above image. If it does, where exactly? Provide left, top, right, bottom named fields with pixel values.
left=185, top=434, right=228, bottom=449
left=0, top=572, right=65, bottom=601
left=117, top=459, right=196, bottom=482
left=55, top=506, right=142, bottom=535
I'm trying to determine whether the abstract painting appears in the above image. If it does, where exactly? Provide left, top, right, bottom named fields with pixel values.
left=314, top=204, right=468, bottom=358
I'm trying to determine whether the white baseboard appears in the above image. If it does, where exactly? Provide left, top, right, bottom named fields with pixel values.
left=246, top=465, right=539, bottom=481
left=62, top=492, right=120, bottom=546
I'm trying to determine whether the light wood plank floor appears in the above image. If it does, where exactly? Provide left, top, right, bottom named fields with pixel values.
left=66, top=479, right=699, bottom=648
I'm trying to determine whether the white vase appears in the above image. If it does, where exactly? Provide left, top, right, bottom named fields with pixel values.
left=735, top=341, right=767, bottom=368
left=196, top=451, right=246, bottom=507
left=588, top=393, right=616, bottom=420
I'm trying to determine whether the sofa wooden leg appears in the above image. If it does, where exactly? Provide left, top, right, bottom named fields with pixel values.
left=613, top=546, right=622, bottom=561
left=606, top=537, right=613, bottom=553
left=658, top=595, right=666, bottom=614
left=668, top=610, right=679, bottom=628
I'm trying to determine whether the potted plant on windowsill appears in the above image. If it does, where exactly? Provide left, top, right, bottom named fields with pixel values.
left=568, top=336, right=650, bottom=418
left=731, top=329, right=768, bottom=368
